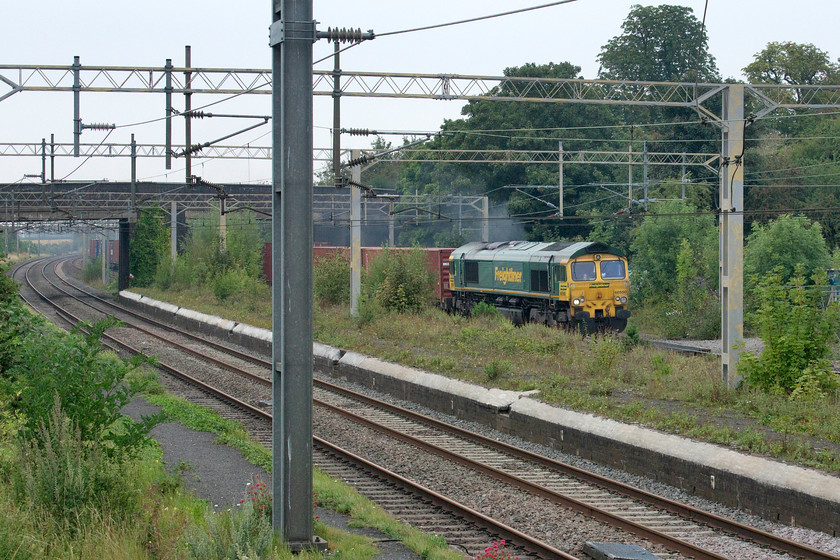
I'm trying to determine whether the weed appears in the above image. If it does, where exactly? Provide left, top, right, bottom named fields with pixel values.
left=484, top=359, right=513, bottom=381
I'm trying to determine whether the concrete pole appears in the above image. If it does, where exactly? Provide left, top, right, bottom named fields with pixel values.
left=720, top=84, right=745, bottom=387
left=350, top=150, right=362, bottom=317
left=558, top=140, right=564, bottom=217
left=388, top=199, right=395, bottom=247
left=219, top=201, right=227, bottom=251
left=170, top=201, right=178, bottom=263
left=270, top=0, right=318, bottom=549
left=628, top=144, right=633, bottom=209
left=482, top=196, right=489, bottom=242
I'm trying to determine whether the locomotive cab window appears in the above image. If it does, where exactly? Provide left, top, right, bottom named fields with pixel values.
left=600, top=260, right=626, bottom=280
left=531, top=269, right=549, bottom=292
left=464, top=261, right=479, bottom=284
left=555, top=265, right=567, bottom=282
left=571, top=261, right=596, bottom=281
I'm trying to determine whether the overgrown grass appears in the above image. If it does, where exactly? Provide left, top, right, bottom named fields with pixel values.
left=129, top=282, right=840, bottom=474
left=130, top=370, right=461, bottom=560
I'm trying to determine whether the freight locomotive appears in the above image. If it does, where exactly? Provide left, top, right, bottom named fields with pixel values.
left=444, top=240, right=630, bottom=332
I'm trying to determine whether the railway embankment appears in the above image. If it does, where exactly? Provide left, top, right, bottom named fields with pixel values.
left=119, top=289, right=840, bottom=536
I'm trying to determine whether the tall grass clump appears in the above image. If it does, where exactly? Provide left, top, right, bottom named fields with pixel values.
left=82, top=257, right=103, bottom=284
left=361, top=247, right=436, bottom=316
left=314, top=252, right=351, bottom=305
left=12, top=398, right=140, bottom=525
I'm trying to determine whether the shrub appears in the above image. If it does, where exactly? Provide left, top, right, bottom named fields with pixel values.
left=81, top=257, right=103, bottom=283
left=471, top=301, right=499, bottom=318
left=662, top=239, right=720, bottom=339
left=314, top=252, right=351, bottom=305
left=362, top=248, right=435, bottom=314
left=739, top=266, right=840, bottom=396
left=212, top=268, right=249, bottom=301
left=3, top=317, right=163, bottom=460
left=12, top=398, right=139, bottom=523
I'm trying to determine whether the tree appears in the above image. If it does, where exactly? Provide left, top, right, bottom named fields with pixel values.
left=743, top=42, right=838, bottom=89
left=629, top=200, right=717, bottom=300
left=597, top=4, right=719, bottom=82
left=744, top=215, right=831, bottom=284
left=129, top=209, right=170, bottom=288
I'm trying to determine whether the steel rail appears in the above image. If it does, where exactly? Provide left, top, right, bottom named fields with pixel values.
left=19, top=257, right=270, bottom=422
left=44, top=256, right=840, bottom=560
left=313, top=437, right=579, bottom=560
left=315, top=380, right=839, bottom=560
left=18, top=257, right=579, bottom=560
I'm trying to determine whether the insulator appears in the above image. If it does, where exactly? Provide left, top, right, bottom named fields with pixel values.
left=187, top=144, right=205, bottom=155
left=345, top=154, right=373, bottom=168
left=326, top=26, right=365, bottom=43
left=82, top=122, right=116, bottom=130
left=343, top=128, right=372, bottom=136
left=185, top=110, right=208, bottom=119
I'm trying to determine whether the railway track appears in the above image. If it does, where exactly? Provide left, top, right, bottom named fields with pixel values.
left=12, top=255, right=840, bottom=560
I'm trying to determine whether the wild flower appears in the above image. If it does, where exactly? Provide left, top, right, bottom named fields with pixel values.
left=474, top=540, right=517, bottom=560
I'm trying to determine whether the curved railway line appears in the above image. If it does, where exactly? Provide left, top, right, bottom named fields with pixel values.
left=11, top=255, right=840, bottom=560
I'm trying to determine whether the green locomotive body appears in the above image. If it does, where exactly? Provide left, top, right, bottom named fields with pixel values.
left=445, top=240, right=630, bottom=332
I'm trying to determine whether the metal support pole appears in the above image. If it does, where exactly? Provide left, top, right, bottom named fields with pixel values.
left=558, top=141, right=564, bottom=217
left=41, top=139, right=46, bottom=183
left=482, top=196, right=489, bottom=242
left=73, top=56, right=81, bottom=157
left=681, top=152, right=687, bottom=200
left=50, top=134, right=55, bottom=183
left=643, top=141, right=648, bottom=211
left=350, top=150, right=361, bottom=317
left=130, top=134, right=137, bottom=219
left=332, top=42, right=341, bottom=186
left=270, top=0, right=319, bottom=550
left=170, top=201, right=178, bottom=263
left=720, top=84, right=745, bottom=387
left=165, top=58, right=173, bottom=170
left=184, top=47, right=192, bottom=182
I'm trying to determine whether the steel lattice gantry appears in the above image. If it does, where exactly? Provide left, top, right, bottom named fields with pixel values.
left=6, top=61, right=840, bottom=385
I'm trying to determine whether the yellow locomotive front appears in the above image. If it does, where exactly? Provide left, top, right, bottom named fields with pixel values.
left=562, top=252, right=630, bottom=332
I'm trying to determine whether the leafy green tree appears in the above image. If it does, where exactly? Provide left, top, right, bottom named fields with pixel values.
left=597, top=4, right=719, bottom=82
left=130, top=209, right=170, bottom=287
left=744, top=215, right=831, bottom=285
left=743, top=42, right=838, bottom=91
left=739, top=266, right=839, bottom=397
left=629, top=200, right=717, bottom=300
left=662, top=239, right=719, bottom=339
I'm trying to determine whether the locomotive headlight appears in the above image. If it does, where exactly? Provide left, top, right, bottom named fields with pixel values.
left=573, top=298, right=581, bottom=306
left=620, top=296, right=628, bottom=304
left=615, top=296, right=621, bottom=302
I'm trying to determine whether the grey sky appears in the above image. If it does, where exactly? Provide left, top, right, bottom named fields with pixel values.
left=3, top=1, right=839, bottom=184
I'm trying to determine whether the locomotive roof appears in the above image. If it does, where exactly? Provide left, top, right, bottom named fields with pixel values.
left=451, top=240, right=625, bottom=261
